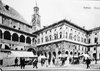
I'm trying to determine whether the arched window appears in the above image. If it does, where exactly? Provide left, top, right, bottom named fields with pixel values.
left=81, top=37, right=83, bottom=42
left=4, top=31, right=11, bottom=40
left=20, top=35, right=25, bottom=43
left=54, top=33, right=56, bottom=39
left=74, top=35, right=76, bottom=41
left=45, top=36, right=48, bottom=42
left=26, top=37, right=31, bottom=44
left=15, top=48, right=18, bottom=50
left=65, top=51, right=68, bottom=54
left=69, top=33, right=73, bottom=40
left=70, top=52, right=73, bottom=55
left=88, top=38, right=90, bottom=43
left=41, top=37, right=43, bottom=43
left=12, top=33, right=18, bottom=41
left=49, top=35, right=52, bottom=41
left=60, top=32, right=62, bottom=38
left=0, top=29, right=2, bottom=39
left=94, top=37, right=98, bottom=43
left=66, top=32, right=68, bottom=38
left=77, top=36, right=80, bottom=42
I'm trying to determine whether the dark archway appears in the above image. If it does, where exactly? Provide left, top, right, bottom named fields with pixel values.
left=65, top=51, right=68, bottom=54
left=93, top=53, right=96, bottom=59
left=12, top=33, right=18, bottom=41
left=4, top=31, right=11, bottom=40
left=53, top=52, right=56, bottom=57
left=20, top=35, right=25, bottom=43
left=70, top=52, right=73, bottom=55
left=5, top=45, right=10, bottom=49
left=0, top=29, right=2, bottom=39
left=27, top=48, right=36, bottom=55
left=26, top=37, right=31, bottom=44
left=58, top=51, right=61, bottom=55
left=78, top=53, right=80, bottom=56
left=15, top=48, right=18, bottom=50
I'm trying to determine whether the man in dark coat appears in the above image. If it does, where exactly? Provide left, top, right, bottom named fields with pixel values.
left=86, top=57, right=91, bottom=69
left=15, top=57, right=18, bottom=66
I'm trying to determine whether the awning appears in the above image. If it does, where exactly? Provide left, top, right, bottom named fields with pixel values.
left=8, top=51, right=37, bottom=57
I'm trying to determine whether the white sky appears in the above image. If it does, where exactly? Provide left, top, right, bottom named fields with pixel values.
left=2, top=0, right=100, bottom=30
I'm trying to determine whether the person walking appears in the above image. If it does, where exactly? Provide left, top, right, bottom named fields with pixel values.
left=15, top=57, right=18, bottom=66
left=20, top=57, right=23, bottom=69
left=22, top=58, right=25, bottom=69
left=86, top=57, right=91, bottom=69
left=33, top=58, right=38, bottom=68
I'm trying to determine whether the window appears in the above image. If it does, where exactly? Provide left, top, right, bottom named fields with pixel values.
left=49, top=35, right=52, bottom=41
left=13, top=25, right=16, bottom=28
left=69, top=33, right=73, bottom=40
left=81, top=37, right=83, bottom=42
left=74, top=35, right=76, bottom=41
left=94, top=37, right=98, bottom=43
left=60, top=32, right=62, bottom=38
left=45, top=36, right=49, bottom=42
left=84, top=38, right=86, bottom=43
left=88, top=38, right=90, bottom=44
left=66, top=32, right=68, bottom=38
left=88, top=48, right=90, bottom=51
left=94, top=47, right=96, bottom=50
left=77, top=36, right=80, bottom=42
left=54, top=33, right=58, bottom=40
left=41, top=37, right=43, bottom=43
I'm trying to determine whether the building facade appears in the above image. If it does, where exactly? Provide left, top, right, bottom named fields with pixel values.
left=33, top=20, right=88, bottom=63
left=33, top=19, right=100, bottom=64
left=0, top=0, right=37, bottom=66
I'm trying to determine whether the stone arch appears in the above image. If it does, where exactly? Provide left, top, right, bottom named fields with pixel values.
left=65, top=51, right=68, bottom=54
left=12, top=33, right=19, bottom=41
left=26, top=37, right=31, bottom=44
left=5, top=45, right=10, bottom=49
left=78, top=52, right=80, bottom=56
left=70, top=51, right=73, bottom=55
left=4, top=31, right=11, bottom=40
left=58, top=51, right=61, bottom=55
left=53, top=51, right=56, bottom=57
left=20, top=35, right=25, bottom=43
left=93, top=53, right=96, bottom=59
left=27, top=48, right=36, bottom=55
left=0, top=29, right=2, bottom=39
left=74, top=52, right=77, bottom=55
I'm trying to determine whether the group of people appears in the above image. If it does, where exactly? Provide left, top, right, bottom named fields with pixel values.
left=14, top=57, right=26, bottom=69
left=14, top=56, right=91, bottom=69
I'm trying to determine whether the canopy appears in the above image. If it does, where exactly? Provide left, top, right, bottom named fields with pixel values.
left=8, top=51, right=37, bottom=57
left=58, top=54, right=68, bottom=57
left=79, top=54, right=90, bottom=58
left=82, top=54, right=90, bottom=57
left=39, top=55, right=47, bottom=59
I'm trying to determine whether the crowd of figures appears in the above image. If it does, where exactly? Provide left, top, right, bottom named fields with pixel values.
left=14, top=56, right=91, bottom=69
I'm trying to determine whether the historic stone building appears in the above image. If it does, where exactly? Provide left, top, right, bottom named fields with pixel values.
left=0, top=0, right=100, bottom=66
left=33, top=20, right=88, bottom=61
left=32, top=10, right=100, bottom=62
left=0, top=0, right=37, bottom=66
